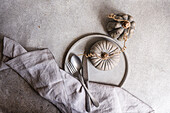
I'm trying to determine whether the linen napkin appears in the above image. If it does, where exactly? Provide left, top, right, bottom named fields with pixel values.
left=0, top=37, right=154, bottom=113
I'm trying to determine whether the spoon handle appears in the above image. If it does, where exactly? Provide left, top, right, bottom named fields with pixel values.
left=77, top=74, right=99, bottom=107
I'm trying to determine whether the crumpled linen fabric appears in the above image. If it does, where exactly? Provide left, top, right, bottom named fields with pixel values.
left=0, top=37, right=154, bottom=113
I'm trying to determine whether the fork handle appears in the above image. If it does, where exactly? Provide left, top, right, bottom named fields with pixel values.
left=78, top=74, right=99, bottom=107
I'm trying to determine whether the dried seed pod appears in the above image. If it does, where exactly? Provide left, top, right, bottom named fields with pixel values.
left=90, top=40, right=120, bottom=71
left=107, top=13, right=136, bottom=41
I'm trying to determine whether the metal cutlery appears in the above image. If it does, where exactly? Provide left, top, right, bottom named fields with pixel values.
left=66, top=62, right=99, bottom=107
left=82, top=52, right=92, bottom=112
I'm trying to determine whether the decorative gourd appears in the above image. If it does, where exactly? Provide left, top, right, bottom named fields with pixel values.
left=107, top=13, right=136, bottom=41
left=90, top=40, right=120, bottom=71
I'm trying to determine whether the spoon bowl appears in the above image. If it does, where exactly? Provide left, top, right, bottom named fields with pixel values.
left=70, top=54, right=82, bottom=72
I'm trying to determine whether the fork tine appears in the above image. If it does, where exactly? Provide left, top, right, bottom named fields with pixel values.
left=67, top=62, right=73, bottom=74
left=66, top=63, right=70, bottom=72
left=69, top=62, right=77, bottom=73
left=67, top=62, right=79, bottom=75
left=69, top=62, right=76, bottom=73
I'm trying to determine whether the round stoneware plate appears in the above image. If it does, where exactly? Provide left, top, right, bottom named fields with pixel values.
left=64, top=34, right=128, bottom=86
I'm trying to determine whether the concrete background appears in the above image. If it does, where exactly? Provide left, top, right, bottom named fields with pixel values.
left=0, top=0, right=170, bottom=113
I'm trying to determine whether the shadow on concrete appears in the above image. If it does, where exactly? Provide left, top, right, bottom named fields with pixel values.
left=98, top=2, right=123, bottom=33
left=0, top=34, right=4, bottom=61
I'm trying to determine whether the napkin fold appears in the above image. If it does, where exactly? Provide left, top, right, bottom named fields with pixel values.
left=0, top=37, right=154, bottom=113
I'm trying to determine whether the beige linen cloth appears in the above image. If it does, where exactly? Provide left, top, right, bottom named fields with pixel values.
left=0, top=37, right=154, bottom=113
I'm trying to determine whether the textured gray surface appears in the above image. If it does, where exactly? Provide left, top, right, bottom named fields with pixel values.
left=0, top=69, right=60, bottom=113
left=0, top=0, right=170, bottom=113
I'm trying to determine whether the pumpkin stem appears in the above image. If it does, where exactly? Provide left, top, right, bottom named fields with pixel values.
left=122, top=21, right=131, bottom=29
left=101, top=52, right=109, bottom=59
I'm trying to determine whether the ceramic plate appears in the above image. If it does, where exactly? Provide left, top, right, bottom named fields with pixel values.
left=64, top=34, right=128, bottom=86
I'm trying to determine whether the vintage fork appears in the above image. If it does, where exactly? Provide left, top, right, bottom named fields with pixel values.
left=66, top=62, right=99, bottom=107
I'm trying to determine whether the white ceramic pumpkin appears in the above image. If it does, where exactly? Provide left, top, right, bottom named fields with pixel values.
left=90, top=40, right=120, bottom=71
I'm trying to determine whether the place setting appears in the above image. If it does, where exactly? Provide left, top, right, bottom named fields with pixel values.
left=64, top=33, right=128, bottom=112
left=61, top=13, right=153, bottom=112
left=64, top=34, right=128, bottom=87
left=0, top=13, right=154, bottom=113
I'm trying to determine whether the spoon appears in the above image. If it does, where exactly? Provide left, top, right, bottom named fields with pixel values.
left=70, top=54, right=99, bottom=108
left=70, top=55, right=82, bottom=73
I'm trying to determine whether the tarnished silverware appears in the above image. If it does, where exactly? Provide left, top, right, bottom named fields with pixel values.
left=82, top=52, right=92, bottom=112
left=66, top=62, right=99, bottom=107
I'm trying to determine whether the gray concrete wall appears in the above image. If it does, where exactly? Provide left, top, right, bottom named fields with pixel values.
left=0, top=0, right=170, bottom=113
